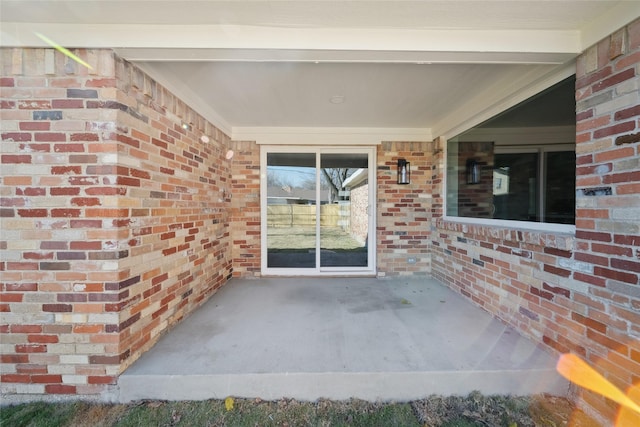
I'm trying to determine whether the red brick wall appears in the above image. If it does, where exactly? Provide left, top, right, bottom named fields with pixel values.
left=1, top=48, right=122, bottom=395
left=572, top=19, right=640, bottom=422
left=1, top=48, right=233, bottom=396
left=433, top=19, right=640, bottom=424
left=230, top=140, right=261, bottom=277
left=432, top=223, right=576, bottom=345
left=112, top=56, right=233, bottom=373
left=376, top=142, right=432, bottom=276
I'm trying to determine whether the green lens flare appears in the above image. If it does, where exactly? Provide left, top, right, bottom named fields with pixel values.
left=35, top=32, right=94, bottom=70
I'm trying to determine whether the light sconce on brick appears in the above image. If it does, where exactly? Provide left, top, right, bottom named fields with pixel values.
left=466, top=158, right=480, bottom=185
left=397, top=159, right=410, bottom=185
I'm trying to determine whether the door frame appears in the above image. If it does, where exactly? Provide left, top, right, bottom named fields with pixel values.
left=260, top=145, right=377, bottom=276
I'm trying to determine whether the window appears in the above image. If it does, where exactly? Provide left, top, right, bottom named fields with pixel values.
left=446, top=76, right=576, bottom=226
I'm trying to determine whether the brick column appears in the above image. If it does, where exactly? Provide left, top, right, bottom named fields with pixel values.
left=573, top=19, right=640, bottom=423
left=1, top=48, right=233, bottom=397
left=1, top=48, right=122, bottom=395
left=376, top=141, right=432, bottom=276
left=230, top=140, right=261, bottom=277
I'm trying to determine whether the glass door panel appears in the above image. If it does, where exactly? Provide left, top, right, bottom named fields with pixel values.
left=266, top=152, right=316, bottom=268
left=262, top=147, right=375, bottom=275
left=320, top=153, right=369, bottom=268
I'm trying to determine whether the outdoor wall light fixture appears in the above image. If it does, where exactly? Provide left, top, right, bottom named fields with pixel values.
left=397, top=159, right=410, bottom=185
left=466, top=158, right=481, bottom=184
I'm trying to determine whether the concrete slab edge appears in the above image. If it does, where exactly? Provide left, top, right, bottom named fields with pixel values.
left=118, top=370, right=570, bottom=403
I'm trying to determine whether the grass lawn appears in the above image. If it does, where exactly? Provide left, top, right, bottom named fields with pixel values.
left=267, top=226, right=364, bottom=251
left=0, top=393, right=601, bottom=427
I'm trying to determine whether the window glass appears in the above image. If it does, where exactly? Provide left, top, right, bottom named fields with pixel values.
left=445, top=76, right=576, bottom=225
left=493, top=152, right=539, bottom=222
left=545, top=151, right=576, bottom=224
left=446, top=141, right=495, bottom=219
left=446, top=147, right=574, bottom=224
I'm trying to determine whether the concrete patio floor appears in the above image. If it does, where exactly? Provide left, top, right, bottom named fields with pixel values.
left=118, top=277, right=569, bottom=402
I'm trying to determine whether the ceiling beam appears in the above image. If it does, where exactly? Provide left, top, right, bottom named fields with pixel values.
left=232, top=127, right=433, bottom=145
left=2, top=23, right=581, bottom=57
left=580, top=1, right=640, bottom=49
left=113, top=48, right=575, bottom=65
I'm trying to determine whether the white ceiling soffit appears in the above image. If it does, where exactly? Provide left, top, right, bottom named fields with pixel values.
left=1, top=1, right=636, bottom=53
left=0, top=1, right=629, bottom=28
left=1, top=1, right=639, bottom=142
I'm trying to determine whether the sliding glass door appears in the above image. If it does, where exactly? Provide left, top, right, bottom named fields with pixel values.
left=265, top=152, right=317, bottom=268
left=319, top=153, right=369, bottom=268
left=262, top=147, right=375, bottom=275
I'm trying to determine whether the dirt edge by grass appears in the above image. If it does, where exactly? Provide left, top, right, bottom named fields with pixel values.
left=0, top=392, right=603, bottom=427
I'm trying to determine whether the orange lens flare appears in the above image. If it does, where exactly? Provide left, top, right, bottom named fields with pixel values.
left=557, top=353, right=640, bottom=415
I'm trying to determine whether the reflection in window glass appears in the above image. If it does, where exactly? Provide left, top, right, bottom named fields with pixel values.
left=545, top=151, right=576, bottom=224
left=493, top=153, right=539, bottom=222
left=446, top=141, right=495, bottom=219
